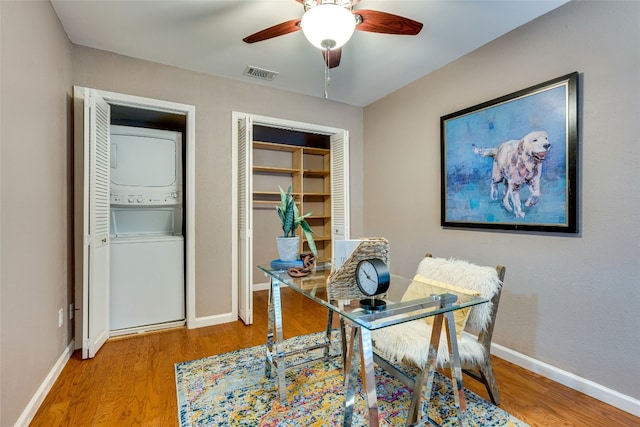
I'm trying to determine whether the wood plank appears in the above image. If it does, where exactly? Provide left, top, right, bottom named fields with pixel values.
left=253, top=165, right=299, bottom=174
left=30, top=289, right=639, bottom=426
left=253, top=141, right=299, bottom=152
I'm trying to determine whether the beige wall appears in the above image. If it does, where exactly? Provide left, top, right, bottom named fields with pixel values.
left=363, top=1, right=640, bottom=399
left=70, top=47, right=364, bottom=317
left=1, top=1, right=363, bottom=424
left=1, top=1, right=73, bottom=424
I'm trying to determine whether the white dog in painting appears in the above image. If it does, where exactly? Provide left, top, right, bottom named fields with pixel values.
left=472, top=131, right=551, bottom=218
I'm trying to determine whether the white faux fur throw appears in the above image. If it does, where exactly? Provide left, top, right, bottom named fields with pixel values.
left=372, top=319, right=486, bottom=368
left=415, top=256, right=501, bottom=331
left=372, top=256, right=502, bottom=369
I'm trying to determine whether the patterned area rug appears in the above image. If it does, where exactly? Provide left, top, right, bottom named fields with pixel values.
left=175, top=332, right=528, bottom=426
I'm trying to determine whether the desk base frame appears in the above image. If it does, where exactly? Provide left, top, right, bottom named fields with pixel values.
left=265, top=275, right=469, bottom=427
left=265, top=276, right=339, bottom=402
left=345, top=312, right=469, bottom=426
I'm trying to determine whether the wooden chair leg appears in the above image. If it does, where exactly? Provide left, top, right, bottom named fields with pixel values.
left=479, top=360, right=501, bottom=405
left=464, top=360, right=501, bottom=405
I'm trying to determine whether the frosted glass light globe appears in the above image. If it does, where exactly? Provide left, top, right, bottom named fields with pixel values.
left=301, top=4, right=356, bottom=50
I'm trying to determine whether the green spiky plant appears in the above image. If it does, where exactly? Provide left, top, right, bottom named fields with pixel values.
left=276, top=185, right=317, bottom=257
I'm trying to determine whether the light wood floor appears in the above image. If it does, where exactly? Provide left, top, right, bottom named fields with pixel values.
left=31, top=288, right=639, bottom=426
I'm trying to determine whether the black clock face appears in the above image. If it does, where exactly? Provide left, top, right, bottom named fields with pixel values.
left=355, top=258, right=390, bottom=296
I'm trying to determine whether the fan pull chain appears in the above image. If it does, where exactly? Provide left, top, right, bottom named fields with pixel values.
left=324, top=49, right=331, bottom=99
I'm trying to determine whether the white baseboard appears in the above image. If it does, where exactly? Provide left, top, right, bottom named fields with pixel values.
left=253, top=281, right=271, bottom=292
left=491, top=343, right=640, bottom=417
left=188, top=312, right=236, bottom=329
left=253, top=281, right=291, bottom=292
left=14, top=339, right=75, bottom=427
left=109, top=320, right=186, bottom=337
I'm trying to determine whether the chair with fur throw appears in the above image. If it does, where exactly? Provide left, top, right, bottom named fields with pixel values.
left=372, top=254, right=505, bottom=425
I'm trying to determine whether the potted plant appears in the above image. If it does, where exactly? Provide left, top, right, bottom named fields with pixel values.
left=275, top=185, right=317, bottom=261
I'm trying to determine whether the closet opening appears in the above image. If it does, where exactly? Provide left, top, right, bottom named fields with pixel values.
left=234, top=112, right=350, bottom=326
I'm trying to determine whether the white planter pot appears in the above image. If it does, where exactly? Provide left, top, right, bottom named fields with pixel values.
left=276, top=236, right=300, bottom=261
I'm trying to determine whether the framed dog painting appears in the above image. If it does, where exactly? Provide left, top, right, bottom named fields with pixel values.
left=441, top=72, right=578, bottom=233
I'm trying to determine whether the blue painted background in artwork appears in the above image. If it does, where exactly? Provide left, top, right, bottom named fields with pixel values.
left=444, top=84, right=568, bottom=225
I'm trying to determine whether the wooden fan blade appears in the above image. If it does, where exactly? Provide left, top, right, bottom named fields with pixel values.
left=354, top=9, right=423, bottom=35
left=322, top=48, right=342, bottom=69
left=243, top=18, right=301, bottom=43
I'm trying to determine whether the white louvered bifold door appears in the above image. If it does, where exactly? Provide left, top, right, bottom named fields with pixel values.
left=238, top=116, right=253, bottom=325
left=85, top=89, right=111, bottom=358
left=330, top=130, right=350, bottom=264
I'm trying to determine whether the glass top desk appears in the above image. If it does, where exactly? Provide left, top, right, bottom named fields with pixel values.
left=258, top=263, right=489, bottom=427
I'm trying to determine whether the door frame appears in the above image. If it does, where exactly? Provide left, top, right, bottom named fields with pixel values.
left=74, top=88, right=196, bottom=352
left=231, top=111, right=350, bottom=324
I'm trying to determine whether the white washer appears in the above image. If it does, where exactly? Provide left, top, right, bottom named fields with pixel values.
left=109, top=235, right=184, bottom=330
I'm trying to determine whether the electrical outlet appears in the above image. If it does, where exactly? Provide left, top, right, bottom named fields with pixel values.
left=69, top=303, right=74, bottom=320
left=58, top=308, right=64, bottom=328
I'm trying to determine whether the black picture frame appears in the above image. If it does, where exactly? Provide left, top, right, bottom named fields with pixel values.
left=440, top=72, right=579, bottom=233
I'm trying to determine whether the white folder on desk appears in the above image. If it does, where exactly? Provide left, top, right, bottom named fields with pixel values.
left=334, top=239, right=364, bottom=270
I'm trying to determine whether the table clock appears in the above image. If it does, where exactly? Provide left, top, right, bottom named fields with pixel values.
left=355, top=258, right=390, bottom=311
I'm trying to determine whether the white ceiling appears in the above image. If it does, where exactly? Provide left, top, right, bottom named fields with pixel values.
left=51, top=0, right=568, bottom=107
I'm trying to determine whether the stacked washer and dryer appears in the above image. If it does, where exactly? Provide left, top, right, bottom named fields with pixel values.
left=109, top=125, right=185, bottom=331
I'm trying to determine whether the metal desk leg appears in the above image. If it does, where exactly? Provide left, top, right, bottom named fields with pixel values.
left=410, top=310, right=467, bottom=427
left=360, top=327, right=380, bottom=426
left=408, top=313, right=444, bottom=425
left=444, top=310, right=467, bottom=426
left=340, top=317, right=347, bottom=371
left=265, top=277, right=287, bottom=402
left=325, top=307, right=335, bottom=359
left=343, top=325, right=358, bottom=427
left=330, top=299, right=348, bottom=372
left=342, top=324, right=380, bottom=427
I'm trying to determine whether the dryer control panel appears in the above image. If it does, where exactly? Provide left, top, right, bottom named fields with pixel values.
left=110, top=189, right=182, bottom=206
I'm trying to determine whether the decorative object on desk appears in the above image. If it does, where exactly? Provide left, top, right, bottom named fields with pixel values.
left=175, top=332, right=529, bottom=427
left=287, top=253, right=316, bottom=278
left=355, top=258, right=390, bottom=311
left=269, top=258, right=304, bottom=270
left=327, top=237, right=389, bottom=300
left=275, top=185, right=317, bottom=261
left=275, top=236, right=300, bottom=262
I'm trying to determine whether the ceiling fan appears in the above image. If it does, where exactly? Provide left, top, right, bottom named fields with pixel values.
left=242, top=0, right=423, bottom=69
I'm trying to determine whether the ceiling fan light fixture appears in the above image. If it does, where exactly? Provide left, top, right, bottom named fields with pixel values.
left=301, top=4, right=356, bottom=50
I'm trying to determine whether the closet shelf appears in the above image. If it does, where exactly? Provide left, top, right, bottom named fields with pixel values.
left=254, top=166, right=300, bottom=175
left=303, top=235, right=331, bottom=242
left=303, top=147, right=330, bottom=155
left=253, top=191, right=301, bottom=197
left=253, top=141, right=299, bottom=152
left=253, top=139, right=332, bottom=263
left=303, top=169, right=330, bottom=177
